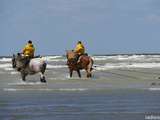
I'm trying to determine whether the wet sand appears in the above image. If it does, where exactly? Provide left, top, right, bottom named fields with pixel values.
left=2, top=67, right=160, bottom=91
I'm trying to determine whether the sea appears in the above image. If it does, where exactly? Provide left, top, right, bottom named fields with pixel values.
left=0, top=54, right=160, bottom=120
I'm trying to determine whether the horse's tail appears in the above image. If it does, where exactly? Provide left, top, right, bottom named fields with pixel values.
left=88, top=57, right=94, bottom=71
left=86, top=57, right=93, bottom=78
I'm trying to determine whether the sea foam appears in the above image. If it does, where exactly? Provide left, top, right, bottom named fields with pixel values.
left=3, top=88, right=88, bottom=92
left=95, top=62, right=160, bottom=70
left=0, top=63, right=12, bottom=68
left=47, top=64, right=67, bottom=69
left=0, top=58, right=12, bottom=62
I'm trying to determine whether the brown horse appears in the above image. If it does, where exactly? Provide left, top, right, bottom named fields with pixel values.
left=66, top=50, right=93, bottom=78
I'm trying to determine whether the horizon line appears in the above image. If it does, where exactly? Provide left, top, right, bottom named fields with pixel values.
left=1, top=52, right=160, bottom=57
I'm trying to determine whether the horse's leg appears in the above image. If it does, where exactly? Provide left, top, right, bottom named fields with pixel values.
left=70, top=69, right=73, bottom=78
left=21, top=72, right=26, bottom=81
left=40, top=62, right=47, bottom=83
left=40, top=72, right=46, bottom=83
left=86, top=67, right=92, bottom=78
left=86, top=58, right=93, bottom=78
left=77, top=70, right=81, bottom=78
left=86, top=69, right=89, bottom=78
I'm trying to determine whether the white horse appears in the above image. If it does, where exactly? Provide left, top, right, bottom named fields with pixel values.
left=12, top=53, right=47, bottom=82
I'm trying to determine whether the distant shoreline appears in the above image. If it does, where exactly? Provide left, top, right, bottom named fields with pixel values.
left=1, top=53, right=160, bottom=58
left=93, top=53, right=160, bottom=56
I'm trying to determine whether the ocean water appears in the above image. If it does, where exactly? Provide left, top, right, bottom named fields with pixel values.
left=0, top=54, right=160, bottom=120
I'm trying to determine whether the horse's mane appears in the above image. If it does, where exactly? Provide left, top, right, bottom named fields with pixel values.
left=66, top=50, right=77, bottom=60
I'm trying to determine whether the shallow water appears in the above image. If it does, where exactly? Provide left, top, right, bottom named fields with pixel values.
left=1, top=55, right=160, bottom=120
left=1, top=90, right=160, bottom=120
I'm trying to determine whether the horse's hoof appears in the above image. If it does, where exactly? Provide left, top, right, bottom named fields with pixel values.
left=41, top=79, right=46, bottom=83
left=40, top=77, right=46, bottom=83
left=151, top=82, right=156, bottom=86
left=87, top=74, right=92, bottom=78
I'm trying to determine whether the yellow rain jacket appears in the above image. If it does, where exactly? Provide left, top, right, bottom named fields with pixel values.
left=74, top=43, right=85, bottom=55
left=22, top=43, right=35, bottom=58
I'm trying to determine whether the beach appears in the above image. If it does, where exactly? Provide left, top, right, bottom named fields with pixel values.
left=0, top=55, right=160, bottom=120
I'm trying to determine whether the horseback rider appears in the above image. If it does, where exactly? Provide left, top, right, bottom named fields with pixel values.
left=74, top=41, right=85, bottom=64
left=22, top=40, right=35, bottom=67
left=66, top=41, right=93, bottom=78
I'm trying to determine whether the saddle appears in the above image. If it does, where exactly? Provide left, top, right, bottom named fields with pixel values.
left=76, top=53, right=88, bottom=64
left=23, top=57, right=31, bottom=67
left=23, top=55, right=41, bottom=67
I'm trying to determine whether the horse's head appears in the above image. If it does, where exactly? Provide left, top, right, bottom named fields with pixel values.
left=12, top=53, right=26, bottom=71
left=66, top=50, right=77, bottom=62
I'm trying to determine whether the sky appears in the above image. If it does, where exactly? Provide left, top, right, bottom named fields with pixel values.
left=1, top=0, right=160, bottom=55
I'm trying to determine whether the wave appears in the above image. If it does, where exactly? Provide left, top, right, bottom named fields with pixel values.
left=4, top=67, right=14, bottom=71
left=10, top=71, right=19, bottom=74
left=92, top=55, right=160, bottom=62
left=149, top=88, right=160, bottom=91
left=0, top=63, right=12, bottom=68
left=0, top=58, right=11, bottom=62
left=95, top=62, right=160, bottom=70
left=0, top=63, right=67, bottom=70
left=3, top=88, right=88, bottom=92
left=42, top=56, right=66, bottom=62
left=1, top=55, right=160, bottom=71
left=92, top=56, right=109, bottom=61
left=0, top=63, right=14, bottom=72
left=1, top=54, right=160, bottom=62
left=41, top=54, right=160, bottom=63
left=47, top=64, right=67, bottom=69
left=8, top=81, right=45, bottom=85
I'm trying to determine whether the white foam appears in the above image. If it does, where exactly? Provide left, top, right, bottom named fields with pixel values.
left=10, top=71, right=19, bottom=74
left=0, top=63, right=14, bottom=71
left=0, top=63, right=12, bottom=68
left=92, top=55, right=160, bottom=70
left=3, top=88, right=88, bottom=92
left=42, top=56, right=66, bottom=62
left=93, top=55, right=160, bottom=62
left=92, top=55, right=137, bottom=61
left=44, top=56, right=62, bottom=59
left=149, top=88, right=160, bottom=91
left=47, top=64, right=67, bottom=69
left=8, top=81, right=45, bottom=85
left=0, top=58, right=11, bottom=62
left=92, top=56, right=109, bottom=61
left=4, top=67, right=14, bottom=71
left=58, top=88, right=88, bottom=91
left=95, top=62, right=160, bottom=70
left=128, top=63, right=160, bottom=68
left=116, top=55, right=145, bottom=61
left=3, top=88, right=17, bottom=91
